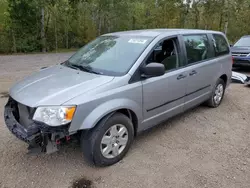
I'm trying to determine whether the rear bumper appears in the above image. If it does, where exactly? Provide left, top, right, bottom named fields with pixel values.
left=4, top=98, right=70, bottom=153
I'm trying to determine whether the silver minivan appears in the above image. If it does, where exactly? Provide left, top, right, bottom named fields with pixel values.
left=4, top=29, right=232, bottom=166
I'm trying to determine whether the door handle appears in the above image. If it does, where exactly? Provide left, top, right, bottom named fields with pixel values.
left=189, top=70, right=197, bottom=76
left=177, top=74, right=187, bottom=80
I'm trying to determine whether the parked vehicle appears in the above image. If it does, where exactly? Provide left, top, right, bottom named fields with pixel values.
left=231, top=35, right=250, bottom=67
left=4, top=29, right=232, bottom=166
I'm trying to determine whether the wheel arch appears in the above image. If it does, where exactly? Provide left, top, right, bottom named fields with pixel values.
left=116, top=109, right=138, bottom=136
left=220, top=74, right=228, bottom=85
left=76, top=99, right=142, bottom=136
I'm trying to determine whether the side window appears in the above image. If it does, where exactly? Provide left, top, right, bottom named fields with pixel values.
left=212, top=34, right=230, bottom=56
left=183, top=34, right=210, bottom=64
left=146, top=37, right=180, bottom=72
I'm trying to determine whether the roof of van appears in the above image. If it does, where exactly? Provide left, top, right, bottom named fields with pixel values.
left=104, top=29, right=223, bottom=37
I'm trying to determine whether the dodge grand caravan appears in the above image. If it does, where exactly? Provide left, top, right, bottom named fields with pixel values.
left=4, top=29, right=232, bottom=166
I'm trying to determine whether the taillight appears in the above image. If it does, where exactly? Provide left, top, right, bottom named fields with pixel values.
left=232, top=56, right=234, bottom=64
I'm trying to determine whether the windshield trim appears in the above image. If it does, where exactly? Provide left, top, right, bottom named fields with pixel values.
left=65, top=35, right=155, bottom=77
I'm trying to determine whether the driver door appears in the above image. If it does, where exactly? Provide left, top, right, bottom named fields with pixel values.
left=141, top=36, right=188, bottom=130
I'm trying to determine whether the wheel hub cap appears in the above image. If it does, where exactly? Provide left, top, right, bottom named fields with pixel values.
left=214, top=84, right=224, bottom=104
left=100, top=124, right=129, bottom=159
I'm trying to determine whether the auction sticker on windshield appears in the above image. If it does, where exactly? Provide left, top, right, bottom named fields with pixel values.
left=128, top=39, right=148, bottom=44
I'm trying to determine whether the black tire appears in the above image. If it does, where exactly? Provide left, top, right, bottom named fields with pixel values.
left=206, top=78, right=226, bottom=108
left=81, top=113, right=134, bottom=167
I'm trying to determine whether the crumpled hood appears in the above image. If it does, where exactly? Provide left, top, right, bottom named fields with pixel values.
left=10, top=65, right=114, bottom=107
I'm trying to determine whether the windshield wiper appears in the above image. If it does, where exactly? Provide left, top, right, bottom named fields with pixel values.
left=63, top=60, right=79, bottom=70
left=63, top=61, right=103, bottom=75
left=73, top=64, right=103, bottom=75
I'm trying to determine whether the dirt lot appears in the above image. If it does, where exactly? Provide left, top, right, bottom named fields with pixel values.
left=0, top=53, right=249, bottom=188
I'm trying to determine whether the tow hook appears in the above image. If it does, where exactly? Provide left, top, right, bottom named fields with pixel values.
left=56, top=139, right=61, bottom=145
left=66, top=135, right=71, bottom=141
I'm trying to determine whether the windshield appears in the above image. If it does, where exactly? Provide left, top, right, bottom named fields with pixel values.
left=234, top=37, right=250, bottom=47
left=65, top=35, right=153, bottom=76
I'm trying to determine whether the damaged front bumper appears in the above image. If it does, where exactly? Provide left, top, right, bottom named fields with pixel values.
left=231, top=71, right=249, bottom=84
left=4, top=98, right=70, bottom=154
left=231, top=71, right=250, bottom=84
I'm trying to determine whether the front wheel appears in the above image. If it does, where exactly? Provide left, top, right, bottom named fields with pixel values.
left=206, top=78, right=225, bottom=108
left=81, top=113, right=134, bottom=167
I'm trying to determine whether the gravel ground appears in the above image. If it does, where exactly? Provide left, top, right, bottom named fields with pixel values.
left=0, top=53, right=250, bottom=188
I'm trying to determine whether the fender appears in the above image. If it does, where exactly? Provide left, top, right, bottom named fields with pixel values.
left=78, top=98, right=143, bottom=130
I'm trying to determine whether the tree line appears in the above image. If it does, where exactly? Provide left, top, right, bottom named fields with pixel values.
left=0, top=0, right=250, bottom=53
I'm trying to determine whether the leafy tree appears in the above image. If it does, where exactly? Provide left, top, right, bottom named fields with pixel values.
left=1, top=0, right=250, bottom=53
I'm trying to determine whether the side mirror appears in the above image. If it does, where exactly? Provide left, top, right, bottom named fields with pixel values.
left=141, top=63, right=165, bottom=78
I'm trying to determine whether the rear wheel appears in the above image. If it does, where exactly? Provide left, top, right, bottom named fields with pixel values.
left=81, top=113, right=134, bottom=166
left=206, top=78, right=225, bottom=108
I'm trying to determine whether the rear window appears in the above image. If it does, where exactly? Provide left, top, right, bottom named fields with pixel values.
left=212, top=34, right=230, bottom=56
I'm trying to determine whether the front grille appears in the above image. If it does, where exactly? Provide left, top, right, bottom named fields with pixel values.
left=18, top=103, right=34, bottom=128
left=9, top=98, right=34, bottom=128
left=232, top=52, right=250, bottom=57
left=9, top=98, right=19, bottom=120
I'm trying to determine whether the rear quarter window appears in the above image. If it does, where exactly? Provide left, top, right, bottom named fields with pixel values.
left=212, top=34, right=230, bottom=56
